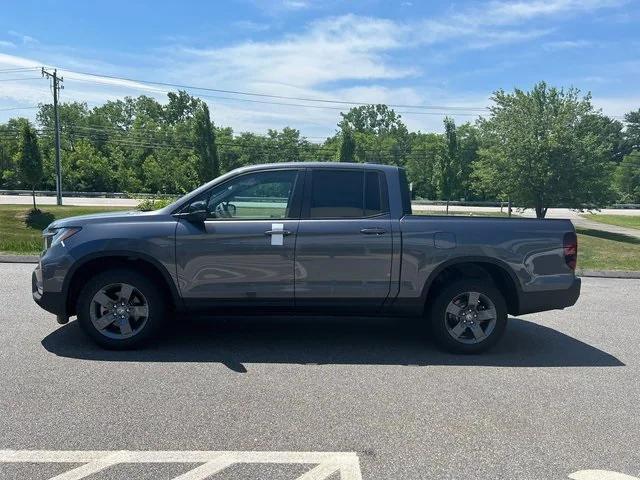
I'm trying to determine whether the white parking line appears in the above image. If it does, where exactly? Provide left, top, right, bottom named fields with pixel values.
left=570, top=471, right=640, bottom=480
left=0, top=450, right=363, bottom=480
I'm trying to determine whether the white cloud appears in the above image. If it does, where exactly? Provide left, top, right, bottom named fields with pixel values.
left=7, top=30, right=37, bottom=44
left=543, top=40, right=593, bottom=50
left=282, top=0, right=309, bottom=9
left=0, top=40, right=15, bottom=48
left=171, top=15, right=413, bottom=91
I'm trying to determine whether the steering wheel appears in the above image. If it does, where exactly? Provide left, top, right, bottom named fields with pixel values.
left=215, top=201, right=236, bottom=218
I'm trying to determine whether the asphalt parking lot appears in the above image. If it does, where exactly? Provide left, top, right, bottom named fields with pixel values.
left=0, top=262, right=639, bottom=479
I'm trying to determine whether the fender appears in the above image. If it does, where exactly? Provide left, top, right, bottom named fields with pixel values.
left=62, top=249, right=183, bottom=310
left=419, top=255, right=523, bottom=310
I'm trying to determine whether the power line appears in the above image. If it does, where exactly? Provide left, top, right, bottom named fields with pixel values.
left=0, top=67, right=41, bottom=73
left=0, top=77, right=43, bottom=82
left=63, top=74, right=484, bottom=117
left=58, top=67, right=490, bottom=112
left=0, top=106, right=39, bottom=112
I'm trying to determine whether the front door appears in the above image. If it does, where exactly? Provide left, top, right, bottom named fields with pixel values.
left=175, top=168, right=303, bottom=310
left=294, top=168, right=394, bottom=312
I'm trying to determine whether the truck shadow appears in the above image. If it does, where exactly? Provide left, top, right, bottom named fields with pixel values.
left=41, top=315, right=624, bottom=371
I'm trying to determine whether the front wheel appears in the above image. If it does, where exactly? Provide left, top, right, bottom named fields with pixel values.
left=76, top=269, right=167, bottom=349
left=429, top=279, right=507, bottom=354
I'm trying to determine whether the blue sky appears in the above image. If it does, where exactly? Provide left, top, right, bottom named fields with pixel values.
left=0, top=0, right=638, bottom=138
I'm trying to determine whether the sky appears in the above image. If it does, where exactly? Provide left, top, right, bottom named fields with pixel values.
left=0, top=0, right=638, bottom=139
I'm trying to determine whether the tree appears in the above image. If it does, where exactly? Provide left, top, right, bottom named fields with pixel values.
left=472, top=82, right=616, bottom=218
left=625, top=109, right=640, bottom=151
left=339, top=104, right=411, bottom=166
left=405, top=132, right=443, bottom=199
left=613, top=150, right=640, bottom=203
left=339, top=128, right=356, bottom=162
left=441, top=117, right=457, bottom=213
left=456, top=123, right=480, bottom=199
left=16, top=123, right=43, bottom=210
left=193, top=103, right=219, bottom=183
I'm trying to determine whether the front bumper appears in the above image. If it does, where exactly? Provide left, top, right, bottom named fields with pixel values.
left=32, top=267, right=66, bottom=317
left=517, top=277, right=581, bottom=315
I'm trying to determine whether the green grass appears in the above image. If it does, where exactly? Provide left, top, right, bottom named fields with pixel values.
left=576, top=228, right=640, bottom=271
left=580, top=214, right=640, bottom=230
left=0, top=205, right=129, bottom=255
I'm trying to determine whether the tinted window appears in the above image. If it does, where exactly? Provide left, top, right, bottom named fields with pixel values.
left=398, top=168, right=412, bottom=215
left=204, top=170, right=299, bottom=219
left=364, top=171, right=389, bottom=216
left=309, top=170, right=363, bottom=218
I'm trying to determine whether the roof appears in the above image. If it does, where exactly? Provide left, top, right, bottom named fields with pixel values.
left=231, top=162, right=400, bottom=173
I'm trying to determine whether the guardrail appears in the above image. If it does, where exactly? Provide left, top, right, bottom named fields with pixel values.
left=0, top=189, right=176, bottom=199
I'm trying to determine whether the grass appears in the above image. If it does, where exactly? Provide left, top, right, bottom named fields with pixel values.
left=576, top=228, right=640, bottom=271
left=580, top=214, right=640, bottom=230
left=0, top=205, right=129, bottom=255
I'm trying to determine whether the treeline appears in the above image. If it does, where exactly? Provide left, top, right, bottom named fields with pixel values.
left=1, top=82, right=639, bottom=217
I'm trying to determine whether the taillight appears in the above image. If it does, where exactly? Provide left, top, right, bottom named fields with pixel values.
left=563, top=232, right=577, bottom=270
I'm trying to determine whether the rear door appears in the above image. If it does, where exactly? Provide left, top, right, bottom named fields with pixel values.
left=294, top=167, right=393, bottom=312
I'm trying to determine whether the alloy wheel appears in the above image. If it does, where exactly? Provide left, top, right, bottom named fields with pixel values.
left=444, top=291, right=497, bottom=344
left=89, top=283, right=149, bottom=339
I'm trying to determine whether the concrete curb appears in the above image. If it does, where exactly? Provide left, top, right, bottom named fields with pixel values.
left=0, top=255, right=38, bottom=263
left=1, top=255, right=639, bottom=279
left=577, top=270, right=640, bottom=279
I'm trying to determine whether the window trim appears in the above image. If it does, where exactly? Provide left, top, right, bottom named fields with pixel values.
left=301, top=167, right=390, bottom=220
left=186, top=168, right=305, bottom=222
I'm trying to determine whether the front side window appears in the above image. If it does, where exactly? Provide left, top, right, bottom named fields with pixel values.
left=203, top=170, right=299, bottom=220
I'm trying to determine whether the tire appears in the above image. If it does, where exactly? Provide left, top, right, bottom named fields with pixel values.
left=428, top=279, right=507, bottom=354
left=76, top=268, right=167, bottom=349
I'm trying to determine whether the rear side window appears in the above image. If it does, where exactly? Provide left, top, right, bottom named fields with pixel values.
left=308, top=169, right=389, bottom=219
left=398, top=168, right=412, bottom=215
left=364, top=170, right=389, bottom=216
left=309, top=170, right=363, bottom=218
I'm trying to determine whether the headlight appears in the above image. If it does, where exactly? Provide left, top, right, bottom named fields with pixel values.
left=44, top=227, right=82, bottom=249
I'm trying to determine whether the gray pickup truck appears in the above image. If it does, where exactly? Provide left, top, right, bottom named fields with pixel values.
left=33, top=162, right=580, bottom=353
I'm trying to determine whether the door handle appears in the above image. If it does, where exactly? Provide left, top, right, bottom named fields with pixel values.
left=360, top=228, right=386, bottom=235
left=265, top=230, right=292, bottom=236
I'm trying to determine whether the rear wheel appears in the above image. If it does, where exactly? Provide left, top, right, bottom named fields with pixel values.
left=76, top=269, right=167, bottom=349
left=429, top=279, right=507, bottom=354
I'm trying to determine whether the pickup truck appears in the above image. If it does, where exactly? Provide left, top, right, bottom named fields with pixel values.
left=33, top=162, right=580, bottom=353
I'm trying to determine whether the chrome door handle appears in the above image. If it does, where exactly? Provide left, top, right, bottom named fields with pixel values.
left=265, top=230, right=292, bottom=236
left=360, top=228, right=386, bottom=235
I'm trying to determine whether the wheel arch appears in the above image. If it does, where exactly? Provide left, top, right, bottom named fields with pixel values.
left=63, top=251, right=181, bottom=316
left=420, top=256, right=521, bottom=315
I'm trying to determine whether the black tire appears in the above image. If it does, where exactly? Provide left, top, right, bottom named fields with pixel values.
left=76, top=268, right=167, bottom=349
left=428, top=279, right=507, bottom=354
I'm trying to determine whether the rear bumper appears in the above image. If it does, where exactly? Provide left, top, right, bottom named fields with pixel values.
left=517, top=277, right=581, bottom=315
left=32, top=268, right=66, bottom=317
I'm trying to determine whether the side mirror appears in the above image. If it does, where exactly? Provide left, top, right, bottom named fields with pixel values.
left=174, top=200, right=208, bottom=222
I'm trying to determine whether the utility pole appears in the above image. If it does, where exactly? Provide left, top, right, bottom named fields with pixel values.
left=42, top=68, right=64, bottom=205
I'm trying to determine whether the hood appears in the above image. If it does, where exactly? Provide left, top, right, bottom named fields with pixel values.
left=46, top=209, right=158, bottom=230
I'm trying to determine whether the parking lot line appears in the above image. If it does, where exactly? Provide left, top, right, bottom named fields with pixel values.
left=0, top=450, right=363, bottom=480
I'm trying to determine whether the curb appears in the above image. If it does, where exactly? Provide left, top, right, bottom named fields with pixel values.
left=1, top=255, right=639, bottom=279
left=577, top=270, right=640, bottom=279
left=0, top=255, right=39, bottom=263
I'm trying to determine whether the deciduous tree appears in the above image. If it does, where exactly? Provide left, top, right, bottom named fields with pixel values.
left=16, top=123, right=43, bottom=211
left=472, top=82, right=615, bottom=218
